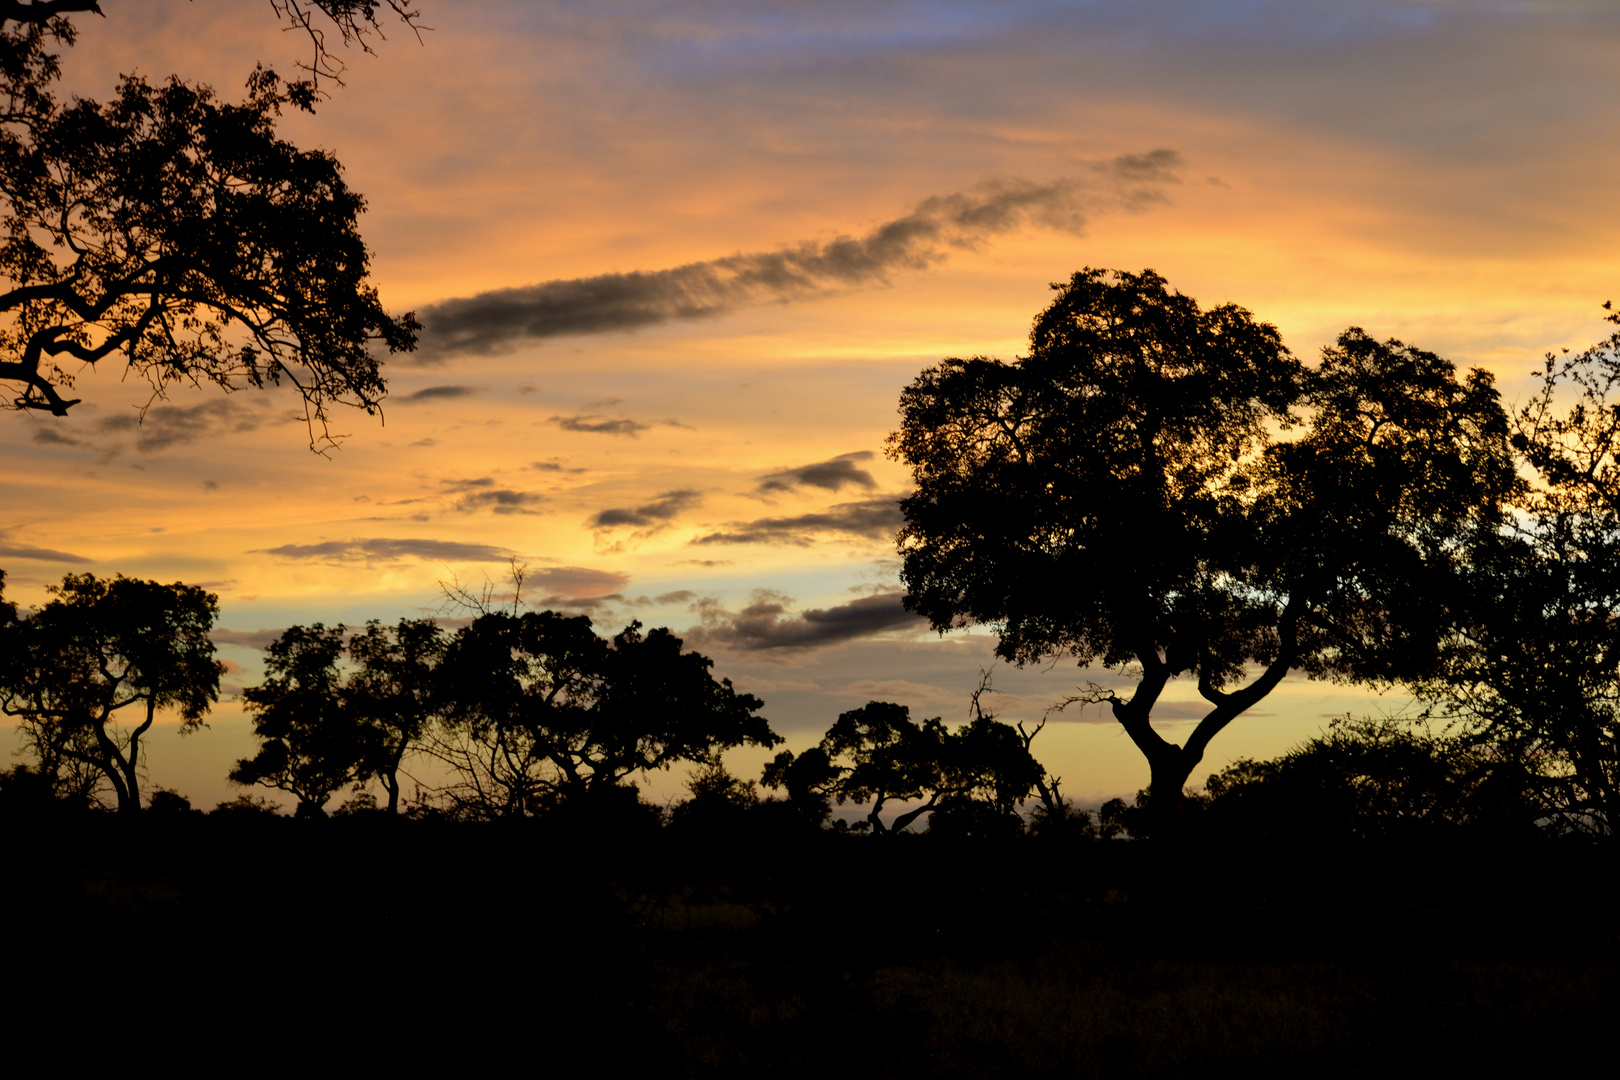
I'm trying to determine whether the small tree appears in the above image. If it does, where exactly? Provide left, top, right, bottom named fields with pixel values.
left=927, top=715, right=1048, bottom=838
left=0, top=572, right=221, bottom=812
left=431, top=611, right=780, bottom=819
left=804, top=701, right=1048, bottom=835
left=760, top=744, right=840, bottom=825
left=346, top=617, right=445, bottom=813
left=231, top=623, right=372, bottom=818
left=890, top=268, right=1517, bottom=830
left=818, top=701, right=948, bottom=834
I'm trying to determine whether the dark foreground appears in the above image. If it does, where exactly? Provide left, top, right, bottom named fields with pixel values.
left=4, top=812, right=1614, bottom=1078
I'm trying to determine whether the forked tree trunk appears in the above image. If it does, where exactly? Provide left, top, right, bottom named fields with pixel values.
left=1147, top=751, right=1198, bottom=839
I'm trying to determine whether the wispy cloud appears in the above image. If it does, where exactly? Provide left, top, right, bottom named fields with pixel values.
left=589, top=489, right=703, bottom=530
left=758, top=451, right=877, bottom=494
left=547, top=414, right=690, bottom=437
left=99, top=398, right=279, bottom=453
left=399, top=385, right=477, bottom=402
left=458, top=489, right=544, bottom=514
left=254, top=538, right=517, bottom=563
left=692, top=497, right=904, bottom=546
left=550, top=415, right=651, bottom=436
left=0, top=527, right=92, bottom=564
left=685, top=590, right=924, bottom=651
left=415, top=153, right=1183, bottom=358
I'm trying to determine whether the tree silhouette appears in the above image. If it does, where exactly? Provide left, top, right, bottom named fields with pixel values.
left=890, top=269, right=1517, bottom=827
left=232, top=623, right=371, bottom=817
left=431, top=611, right=779, bottom=819
left=0, top=3, right=419, bottom=440
left=818, top=701, right=949, bottom=834
left=345, top=617, right=444, bottom=813
left=0, top=572, right=221, bottom=812
left=926, top=714, right=1048, bottom=839
left=759, top=744, right=840, bottom=825
left=793, top=700, right=1050, bottom=835
left=1420, top=306, right=1620, bottom=839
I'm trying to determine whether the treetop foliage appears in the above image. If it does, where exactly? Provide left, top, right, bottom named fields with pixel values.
left=0, top=2, right=420, bottom=444
left=890, top=267, right=1519, bottom=809
left=0, top=571, right=221, bottom=811
left=432, top=611, right=779, bottom=818
left=762, top=699, right=1057, bottom=836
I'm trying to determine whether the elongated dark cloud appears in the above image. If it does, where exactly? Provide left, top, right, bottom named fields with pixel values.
left=254, top=538, right=515, bottom=563
left=590, top=489, right=702, bottom=529
left=415, top=152, right=1182, bottom=359
left=433, top=476, right=545, bottom=515
left=692, top=497, right=904, bottom=546
left=550, top=415, right=651, bottom=436
left=400, top=385, right=476, bottom=402
left=687, top=591, right=924, bottom=651
left=0, top=528, right=92, bottom=564
left=457, top=489, right=544, bottom=514
left=759, top=451, right=877, bottom=494
left=440, top=477, right=494, bottom=491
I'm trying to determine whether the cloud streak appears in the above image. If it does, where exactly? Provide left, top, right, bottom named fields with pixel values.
left=686, top=590, right=925, bottom=651
left=692, top=497, right=904, bottom=546
left=415, top=152, right=1182, bottom=358
left=589, top=489, right=703, bottom=529
left=254, top=538, right=517, bottom=563
left=399, top=385, right=477, bottom=402
left=758, top=451, right=877, bottom=494
left=0, top=528, right=92, bottom=564
left=549, top=415, right=652, bottom=436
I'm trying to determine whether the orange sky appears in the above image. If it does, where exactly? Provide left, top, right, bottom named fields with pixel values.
left=5, top=1, right=1619, bottom=811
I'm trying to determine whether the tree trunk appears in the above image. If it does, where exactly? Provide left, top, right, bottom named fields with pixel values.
left=866, top=795, right=889, bottom=834
left=1147, top=751, right=1197, bottom=840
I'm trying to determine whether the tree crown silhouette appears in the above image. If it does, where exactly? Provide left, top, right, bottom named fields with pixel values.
left=890, top=268, right=1517, bottom=817
left=0, top=2, right=419, bottom=444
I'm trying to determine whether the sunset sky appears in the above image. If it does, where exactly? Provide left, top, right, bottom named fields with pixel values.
left=4, top=0, right=1619, bottom=811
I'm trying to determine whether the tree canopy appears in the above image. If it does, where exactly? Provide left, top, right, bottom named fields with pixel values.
left=345, top=617, right=445, bottom=813
left=0, top=571, right=221, bottom=812
left=431, top=611, right=780, bottom=819
left=231, top=622, right=373, bottom=817
left=765, top=699, right=1054, bottom=836
left=890, top=268, right=1518, bottom=813
left=0, top=2, right=419, bottom=442
left=1415, top=305, right=1620, bottom=839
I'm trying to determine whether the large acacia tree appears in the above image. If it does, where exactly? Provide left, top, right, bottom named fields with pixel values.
left=889, top=269, right=1517, bottom=820
left=0, top=2, right=419, bottom=440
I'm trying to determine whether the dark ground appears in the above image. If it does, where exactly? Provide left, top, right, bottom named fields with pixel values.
left=3, top=810, right=1614, bottom=1077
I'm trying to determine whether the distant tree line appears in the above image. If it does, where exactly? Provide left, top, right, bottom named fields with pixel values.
left=0, top=567, right=1582, bottom=846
